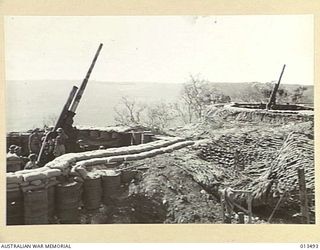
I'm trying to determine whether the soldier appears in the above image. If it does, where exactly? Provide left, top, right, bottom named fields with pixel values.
left=14, top=146, right=29, bottom=167
left=24, top=153, right=39, bottom=170
left=40, top=129, right=56, bottom=164
left=28, top=128, right=42, bottom=154
left=7, top=145, right=23, bottom=172
left=7, top=145, right=18, bottom=157
left=53, top=127, right=69, bottom=157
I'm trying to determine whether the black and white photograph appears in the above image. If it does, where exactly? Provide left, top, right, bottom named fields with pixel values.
left=5, top=15, right=314, bottom=226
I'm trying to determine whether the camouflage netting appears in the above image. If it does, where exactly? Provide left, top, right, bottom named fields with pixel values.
left=193, top=121, right=314, bottom=214
left=239, top=131, right=314, bottom=209
left=206, top=104, right=313, bottom=125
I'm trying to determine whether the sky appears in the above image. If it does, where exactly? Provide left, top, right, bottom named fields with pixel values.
left=4, top=15, right=314, bottom=85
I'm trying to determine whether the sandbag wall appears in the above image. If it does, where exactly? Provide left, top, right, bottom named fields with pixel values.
left=76, top=127, right=136, bottom=149
left=7, top=168, right=61, bottom=225
left=6, top=137, right=194, bottom=225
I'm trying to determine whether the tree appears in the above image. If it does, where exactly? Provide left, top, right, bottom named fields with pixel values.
left=172, top=101, right=192, bottom=125
left=180, top=75, right=205, bottom=122
left=114, top=97, right=175, bottom=132
left=180, top=75, right=231, bottom=123
left=291, top=86, right=307, bottom=104
left=145, top=102, right=175, bottom=132
left=248, top=82, right=289, bottom=104
left=114, top=96, right=146, bottom=126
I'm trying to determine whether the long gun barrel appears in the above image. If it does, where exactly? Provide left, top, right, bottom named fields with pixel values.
left=69, top=43, right=103, bottom=113
left=267, top=64, right=286, bottom=109
left=37, top=85, right=78, bottom=163
left=54, top=86, right=79, bottom=130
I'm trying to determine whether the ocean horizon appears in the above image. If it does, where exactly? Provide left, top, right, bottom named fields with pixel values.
left=6, top=80, right=313, bottom=132
left=6, top=80, right=183, bottom=132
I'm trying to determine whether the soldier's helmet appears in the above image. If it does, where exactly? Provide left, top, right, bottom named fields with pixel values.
left=57, top=128, right=63, bottom=133
left=28, top=153, right=37, bottom=160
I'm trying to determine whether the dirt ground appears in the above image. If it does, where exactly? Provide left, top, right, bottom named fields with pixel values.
left=81, top=151, right=222, bottom=224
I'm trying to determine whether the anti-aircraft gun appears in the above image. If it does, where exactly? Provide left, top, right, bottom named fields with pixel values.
left=37, top=43, right=103, bottom=164
left=266, top=64, right=286, bottom=110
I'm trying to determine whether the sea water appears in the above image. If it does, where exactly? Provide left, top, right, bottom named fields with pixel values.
left=6, top=80, right=182, bottom=132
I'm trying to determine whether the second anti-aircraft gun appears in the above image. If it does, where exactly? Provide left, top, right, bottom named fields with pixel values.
left=266, top=64, right=286, bottom=110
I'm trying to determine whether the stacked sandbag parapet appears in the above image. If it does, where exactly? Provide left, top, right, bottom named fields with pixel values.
left=6, top=136, right=194, bottom=225
left=45, top=137, right=190, bottom=171
left=74, top=140, right=194, bottom=168
left=43, top=137, right=186, bottom=170
left=6, top=167, right=61, bottom=225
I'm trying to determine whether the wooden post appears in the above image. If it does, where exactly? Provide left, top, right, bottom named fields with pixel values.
left=238, top=212, right=245, bottom=224
left=130, top=131, right=134, bottom=145
left=220, top=192, right=225, bottom=223
left=247, top=193, right=253, bottom=224
left=267, top=192, right=286, bottom=223
left=298, top=168, right=310, bottom=224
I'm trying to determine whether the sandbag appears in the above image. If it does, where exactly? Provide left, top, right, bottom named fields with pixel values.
left=145, top=149, right=161, bottom=158
left=86, top=172, right=101, bottom=179
left=20, top=181, right=30, bottom=187
left=30, top=180, right=42, bottom=186
left=107, top=156, right=125, bottom=163
left=7, top=174, right=23, bottom=184
left=49, top=161, right=70, bottom=170
left=21, top=183, right=46, bottom=192
left=123, top=155, right=137, bottom=161
left=70, top=166, right=79, bottom=176
left=100, top=169, right=119, bottom=176
left=43, top=169, right=62, bottom=178
left=46, top=180, right=59, bottom=188
left=126, top=148, right=142, bottom=155
left=61, top=167, right=70, bottom=176
left=22, top=172, right=47, bottom=182
left=100, top=130, right=111, bottom=139
left=6, top=187, right=20, bottom=192
left=76, top=166, right=88, bottom=179
left=134, top=152, right=148, bottom=160
left=7, top=183, right=20, bottom=189
left=162, top=147, right=174, bottom=153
